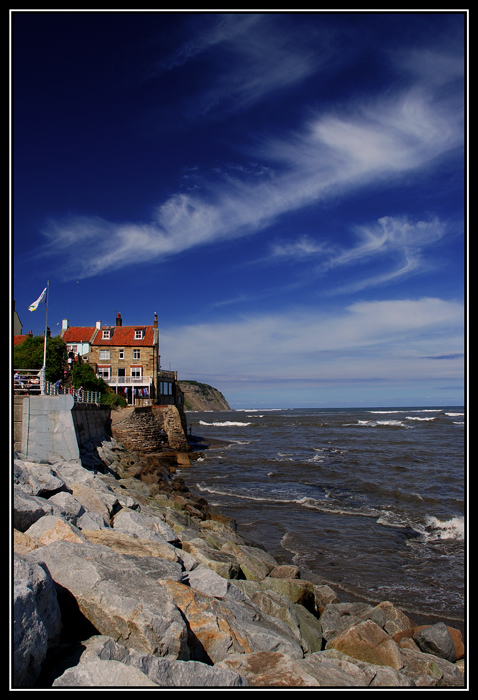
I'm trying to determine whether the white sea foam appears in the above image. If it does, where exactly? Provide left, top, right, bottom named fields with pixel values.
left=349, top=419, right=408, bottom=428
left=445, top=412, right=464, bottom=417
left=307, top=454, right=325, bottom=463
left=424, top=515, right=464, bottom=541
left=199, top=420, right=251, bottom=427
left=406, top=416, right=436, bottom=421
left=368, top=409, right=443, bottom=414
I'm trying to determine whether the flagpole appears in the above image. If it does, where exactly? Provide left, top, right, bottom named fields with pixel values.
left=41, top=280, right=50, bottom=395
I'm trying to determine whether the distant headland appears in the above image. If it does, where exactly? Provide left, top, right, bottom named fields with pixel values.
left=178, top=381, right=231, bottom=412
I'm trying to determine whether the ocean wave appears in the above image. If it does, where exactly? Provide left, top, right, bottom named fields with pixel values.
left=424, top=515, right=464, bottom=542
left=199, top=420, right=251, bottom=427
left=307, top=454, right=325, bottom=463
left=347, top=419, right=409, bottom=428
left=406, top=416, right=436, bottom=421
left=368, top=409, right=443, bottom=413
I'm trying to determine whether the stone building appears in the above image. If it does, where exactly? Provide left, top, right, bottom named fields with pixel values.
left=63, top=312, right=183, bottom=408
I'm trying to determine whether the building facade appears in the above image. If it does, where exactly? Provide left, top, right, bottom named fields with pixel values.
left=59, top=312, right=183, bottom=407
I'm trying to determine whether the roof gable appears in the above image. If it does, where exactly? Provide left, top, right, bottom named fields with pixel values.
left=61, top=327, right=97, bottom=343
left=91, top=325, right=156, bottom=347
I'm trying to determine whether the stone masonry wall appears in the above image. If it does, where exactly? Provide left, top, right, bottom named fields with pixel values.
left=111, top=405, right=188, bottom=453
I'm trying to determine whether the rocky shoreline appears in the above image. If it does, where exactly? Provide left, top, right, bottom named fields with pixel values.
left=13, top=435, right=466, bottom=688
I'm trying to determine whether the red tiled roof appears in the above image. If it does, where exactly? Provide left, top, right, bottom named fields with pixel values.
left=91, top=326, right=157, bottom=347
left=61, top=327, right=97, bottom=343
left=14, top=335, right=28, bottom=346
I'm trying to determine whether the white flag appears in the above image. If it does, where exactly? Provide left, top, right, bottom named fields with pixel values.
left=28, top=287, right=47, bottom=312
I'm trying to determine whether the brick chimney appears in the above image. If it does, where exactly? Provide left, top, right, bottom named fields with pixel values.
left=116, top=313, right=122, bottom=327
left=154, top=312, right=158, bottom=329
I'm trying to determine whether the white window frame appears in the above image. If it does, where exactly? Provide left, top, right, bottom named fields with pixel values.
left=130, top=366, right=142, bottom=378
left=134, top=329, right=143, bottom=340
left=118, top=348, right=124, bottom=359
left=102, top=330, right=111, bottom=339
left=97, top=366, right=111, bottom=380
left=133, top=348, right=141, bottom=360
left=99, top=349, right=111, bottom=360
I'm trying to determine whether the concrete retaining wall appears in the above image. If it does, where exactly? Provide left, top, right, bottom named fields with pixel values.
left=16, top=396, right=112, bottom=463
left=18, top=395, right=80, bottom=463
left=14, top=396, right=187, bottom=464
left=71, top=403, right=112, bottom=446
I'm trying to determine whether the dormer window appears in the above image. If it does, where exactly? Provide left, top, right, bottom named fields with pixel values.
left=134, top=329, right=144, bottom=340
left=102, top=330, right=111, bottom=339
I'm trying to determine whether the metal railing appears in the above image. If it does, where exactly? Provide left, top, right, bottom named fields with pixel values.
left=13, top=369, right=42, bottom=395
left=13, top=370, right=101, bottom=403
left=45, top=381, right=101, bottom=404
left=105, top=375, right=152, bottom=385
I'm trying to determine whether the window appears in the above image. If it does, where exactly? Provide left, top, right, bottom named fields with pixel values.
left=134, top=329, right=143, bottom=339
left=97, top=366, right=111, bottom=380
left=102, top=330, right=111, bottom=339
left=118, top=349, right=124, bottom=359
left=133, top=349, right=141, bottom=360
left=131, top=366, right=142, bottom=378
left=99, top=349, right=111, bottom=360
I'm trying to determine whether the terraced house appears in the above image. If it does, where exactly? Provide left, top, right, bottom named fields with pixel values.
left=62, top=312, right=180, bottom=407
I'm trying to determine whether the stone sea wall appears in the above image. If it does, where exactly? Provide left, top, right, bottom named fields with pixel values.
left=13, top=436, right=466, bottom=688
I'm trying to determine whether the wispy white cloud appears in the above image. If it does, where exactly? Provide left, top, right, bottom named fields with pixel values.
left=39, top=37, right=463, bottom=282
left=161, top=297, right=464, bottom=384
left=159, top=13, right=323, bottom=118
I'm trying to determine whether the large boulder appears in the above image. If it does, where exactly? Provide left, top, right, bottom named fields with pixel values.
left=181, top=538, right=242, bottom=579
left=221, top=541, right=279, bottom=580
left=112, top=508, right=179, bottom=545
left=231, top=577, right=317, bottom=615
left=53, top=660, right=158, bottom=687
left=81, top=528, right=184, bottom=565
left=157, top=579, right=304, bottom=664
left=217, top=650, right=373, bottom=687
left=325, top=619, right=404, bottom=670
left=413, top=622, right=457, bottom=662
left=25, top=540, right=189, bottom=659
left=400, top=648, right=464, bottom=687
left=24, top=515, right=88, bottom=546
left=13, top=486, right=64, bottom=533
left=316, top=649, right=413, bottom=687
left=54, top=635, right=249, bottom=687
left=250, top=589, right=323, bottom=654
left=186, top=565, right=251, bottom=602
left=13, top=555, right=62, bottom=687
left=320, top=602, right=374, bottom=643
left=14, top=459, right=68, bottom=498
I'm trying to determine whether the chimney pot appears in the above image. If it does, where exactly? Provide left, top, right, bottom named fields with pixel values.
left=116, top=313, right=122, bottom=327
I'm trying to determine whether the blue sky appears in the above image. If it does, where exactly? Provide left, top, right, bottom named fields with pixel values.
left=12, top=11, right=466, bottom=409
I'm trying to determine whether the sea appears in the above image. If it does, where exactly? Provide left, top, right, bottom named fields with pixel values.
left=181, top=406, right=466, bottom=633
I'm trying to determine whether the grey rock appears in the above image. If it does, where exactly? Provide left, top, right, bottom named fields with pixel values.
left=13, top=555, right=62, bottom=687
left=25, top=540, right=189, bottom=660
left=75, top=511, right=110, bottom=530
left=47, top=491, right=86, bottom=520
left=112, top=508, right=179, bottom=545
left=53, top=659, right=158, bottom=686
left=24, top=514, right=87, bottom=542
left=319, top=602, right=373, bottom=642
left=70, top=634, right=249, bottom=686
left=413, top=622, right=457, bottom=662
left=13, top=485, right=64, bottom=532
left=186, top=565, right=250, bottom=602
left=400, top=647, right=464, bottom=687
